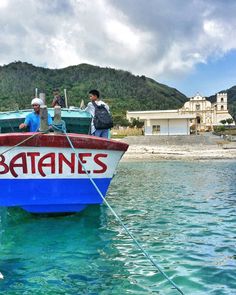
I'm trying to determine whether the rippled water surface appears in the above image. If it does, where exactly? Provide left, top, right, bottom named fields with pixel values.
left=0, top=161, right=236, bottom=294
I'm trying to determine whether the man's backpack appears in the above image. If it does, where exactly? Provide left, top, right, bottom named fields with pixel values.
left=92, top=101, right=113, bottom=130
left=56, top=95, right=66, bottom=108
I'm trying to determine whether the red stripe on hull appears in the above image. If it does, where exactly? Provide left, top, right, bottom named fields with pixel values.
left=0, top=133, right=129, bottom=151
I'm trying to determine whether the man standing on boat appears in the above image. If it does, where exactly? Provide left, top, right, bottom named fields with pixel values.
left=52, top=89, right=66, bottom=108
left=85, top=89, right=112, bottom=138
left=19, top=98, right=52, bottom=132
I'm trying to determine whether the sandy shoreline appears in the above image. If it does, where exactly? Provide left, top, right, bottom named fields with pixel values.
left=119, top=135, right=236, bottom=161
left=121, top=144, right=236, bottom=161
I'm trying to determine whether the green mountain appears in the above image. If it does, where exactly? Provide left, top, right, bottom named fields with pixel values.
left=1, top=61, right=235, bottom=124
left=0, top=61, right=187, bottom=125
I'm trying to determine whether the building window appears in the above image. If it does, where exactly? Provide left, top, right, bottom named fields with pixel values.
left=221, top=97, right=224, bottom=102
left=152, top=125, right=160, bottom=134
left=221, top=105, right=224, bottom=110
left=196, top=104, right=200, bottom=111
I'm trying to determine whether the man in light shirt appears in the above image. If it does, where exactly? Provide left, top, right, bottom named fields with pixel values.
left=85, top=89, right=110, bottom=138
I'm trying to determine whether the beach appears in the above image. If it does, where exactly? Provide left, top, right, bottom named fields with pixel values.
left=120, top=134, right=236, bottom=161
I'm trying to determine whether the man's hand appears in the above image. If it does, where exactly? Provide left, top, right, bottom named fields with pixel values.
left=19, top=123, right=27, bottom=129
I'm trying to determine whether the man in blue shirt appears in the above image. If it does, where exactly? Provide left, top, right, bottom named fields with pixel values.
left=19, top=98, right=52, bottom=132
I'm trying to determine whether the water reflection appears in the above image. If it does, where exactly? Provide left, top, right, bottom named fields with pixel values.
left=0, top=161, right=235, bottom=294
left=0, top=206, right=134, bottom=294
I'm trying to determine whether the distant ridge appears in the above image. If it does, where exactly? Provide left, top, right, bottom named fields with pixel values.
left=0, top=61, right=235, bottom=124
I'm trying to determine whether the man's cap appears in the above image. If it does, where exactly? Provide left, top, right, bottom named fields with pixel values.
left=31, top=98, right=44, bottom=105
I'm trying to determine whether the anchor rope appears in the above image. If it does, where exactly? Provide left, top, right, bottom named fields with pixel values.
left=51, top=121, right=66, bottom=133
left=0, top=120, right=184, bottom=294
left=0, top=123, right=61, bottom=156
left=59, top=125, right=184, bottom=295
left=52, top=120, right=92, bottom=135
left=0, top=117, right=50, bottom=156
left=0, top=131, right=47, bottom=156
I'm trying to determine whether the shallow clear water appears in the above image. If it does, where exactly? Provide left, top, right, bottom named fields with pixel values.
left=0, top=160, right=236, bottom=294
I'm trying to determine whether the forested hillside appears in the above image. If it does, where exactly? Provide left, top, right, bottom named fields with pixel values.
left=0, top=61, right=187, bottom=125
left=0, top=61, right=235, bottom=124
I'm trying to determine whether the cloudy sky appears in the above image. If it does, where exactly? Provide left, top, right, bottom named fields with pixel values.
left=1, top=0, right=236, bottom=96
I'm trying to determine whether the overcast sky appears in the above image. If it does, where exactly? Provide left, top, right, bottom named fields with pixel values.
left=1, top=0, right=236, bottom=96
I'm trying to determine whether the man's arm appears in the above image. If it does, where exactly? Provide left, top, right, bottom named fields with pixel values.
left=52, top=97, right=58, bottom=107
left=85, top=102, right=94, bottom=114
left=19, top=115, right=30, bottom=129
left=19, top=123, right=27, bottom=129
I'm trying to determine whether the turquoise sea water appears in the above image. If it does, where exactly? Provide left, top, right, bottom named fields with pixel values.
left=0, top=160, right=235, bottom=294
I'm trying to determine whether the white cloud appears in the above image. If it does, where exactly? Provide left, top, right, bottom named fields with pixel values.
left=105, top=20, right=142, bottom=52
left=0, top=0, right=8, bottom=9
left=0, top=0, right=236, bottom=86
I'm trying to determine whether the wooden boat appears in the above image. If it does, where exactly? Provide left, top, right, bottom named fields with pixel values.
left=0, top=108, right=92, bottom=134
left=0, top=109, right=128, bottom=214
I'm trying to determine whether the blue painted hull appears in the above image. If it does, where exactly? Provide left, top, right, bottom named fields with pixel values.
left=0, top=133, right=129, bottom=213
left=0, top=178, right=111, bottom=213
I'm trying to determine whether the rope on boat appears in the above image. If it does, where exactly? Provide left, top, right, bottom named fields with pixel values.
left=0, top=132, right=42, bottom=156
left=51, top=121, right=66, bottom=133
left=0, top=122, right=184, bottom=294
left=62, top=129, right=185, bottom=295
left=0, top=122, right=62, bottom=156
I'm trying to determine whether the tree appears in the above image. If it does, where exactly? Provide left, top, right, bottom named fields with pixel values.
left=130, top=118, right=144, bottom=128
left=220, top=119, right=226, bottom=125
left=113, top=115, right=130, bottom=127
left=226, top=118, right=234, bottom=125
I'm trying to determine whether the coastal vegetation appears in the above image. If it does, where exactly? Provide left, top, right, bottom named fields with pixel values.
left=213, top=126, right=236, bottom=136
left=0, top=61, right=235, bottom=126
left=0, top=61, right=187, bottom=127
